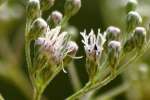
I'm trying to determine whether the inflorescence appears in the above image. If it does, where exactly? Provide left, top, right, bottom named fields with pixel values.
left=25, top=0, right=150, bottom=100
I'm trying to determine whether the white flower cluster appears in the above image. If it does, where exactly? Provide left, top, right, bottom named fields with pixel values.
left=35, top=26, right=77, bottom=64
left=81, top=30, right=106, bottom=61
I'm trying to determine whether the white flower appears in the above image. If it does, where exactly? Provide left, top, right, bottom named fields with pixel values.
left=35, top=26, right=70, bottom=64
left=81, top=29, right=105, bottom=61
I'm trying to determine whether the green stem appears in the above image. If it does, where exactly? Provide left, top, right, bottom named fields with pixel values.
left=66, top=82, right=92, bottom=100
left=25, top=18, right=32, bottom=71
left=66, top=54, right=139, bottom=100
left=60, top=15, right=71, bottom=28
left=68, top=62, right=82, bottom=92
left=25, top=40, right=32, bottom=70
left=33, top=88, right=42, bottom=100
left=95, top=83, right=129, bottom=100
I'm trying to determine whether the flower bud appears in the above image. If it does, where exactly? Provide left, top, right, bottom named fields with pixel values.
left=64, top=0, right=81, bottom=16
left=126, top=0, right=138, bottom=13
left=27, top=0, right=41, bottom=21
left=133, top=27, right=146, bottom=49
left=105, top=26, right=121, bottom=41
left=126, top=11, right=142, bottom=32
left=28, top=18, right=48, bottom=40
left=64, top=41, right=79, bottom=64
left=66, top=41, right=78, bottom=56
left=104, top=26, right=121, bottom=52
left=47, top=11, right=63, bottom=27
left=123, top=37, right=135, bottom=53
left=40, top=0, right=55, bottom=11
left=108, top=41, right=121, bottom=69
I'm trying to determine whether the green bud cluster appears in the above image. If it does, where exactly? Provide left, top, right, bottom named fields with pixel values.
left=124, top=0, right=146, bottom=53
left=26, top=0, right=82, bottom=41
left=23, top=0, right=150, bottom=99
left=25, top=0, right=82, bottom=98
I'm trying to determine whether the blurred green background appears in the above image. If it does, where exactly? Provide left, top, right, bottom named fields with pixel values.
left=0, top=0, right=150, bottom=100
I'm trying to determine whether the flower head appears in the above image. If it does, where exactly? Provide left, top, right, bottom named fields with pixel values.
left=35, top=26, right=70, bottom=64
left=81, top=29, right=105, bottom=62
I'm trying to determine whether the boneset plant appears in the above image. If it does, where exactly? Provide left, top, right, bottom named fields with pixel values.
left=25, top=0, right=150, bottom=100
left=25, top=0, right=81, bottom=99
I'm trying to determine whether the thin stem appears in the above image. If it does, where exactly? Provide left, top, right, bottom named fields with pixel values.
left=60, top=15, right=71, bottom=29
left=66, top=53, right=139, bottom=100
left=68, top=62, right=82, bottom=92
left=25, top=18, right=32, bottom=71
left=33, top=88, right=42, bottom=100
left=66, top=82, right=92, bottom=100
left=95, top=83, right=129, bottom=100
left=25, top=40, right=32, bottom=70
